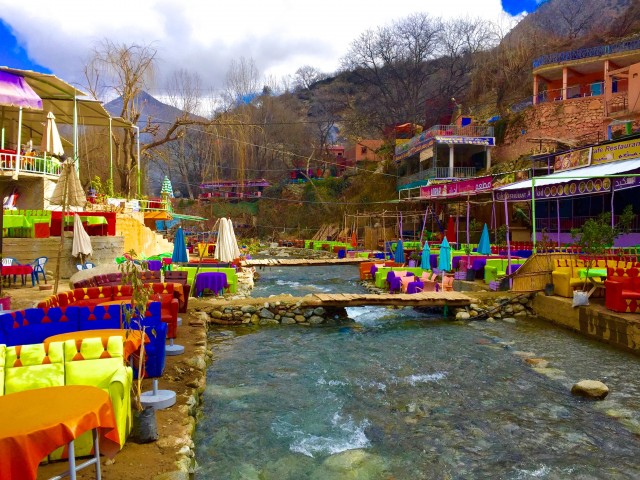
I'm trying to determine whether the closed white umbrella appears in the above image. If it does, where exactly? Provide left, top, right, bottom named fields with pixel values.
left=227, top=218, right=241, bottom=259
left=41, top=111, right=65, bottom=156
left=72, top=214, right=93, bottom=265
left=214, top=218, right=233, bottom=262
left=50, top=161, right=85, bottom=208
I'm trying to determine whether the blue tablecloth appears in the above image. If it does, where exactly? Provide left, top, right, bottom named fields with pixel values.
left=147, top=260, right=162, bottom=271
left=371, top=265, right=379, bottom=279
left=407, top=280, right=424, bottom=294
left=195, top=272, right=228, bottom=297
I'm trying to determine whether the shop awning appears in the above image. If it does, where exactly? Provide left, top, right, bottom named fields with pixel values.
left=0, top=71, right=42, bottom=110
left=495, top=158, right=640, bottom=202
left=170, top=213, right=207, bottom=222
left=498, top=158, right=640, bottom=191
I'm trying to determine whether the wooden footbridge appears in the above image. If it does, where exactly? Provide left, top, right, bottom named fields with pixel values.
left=243, top=258, right=371, bottom=267
left=308, top=292, right=471, bottom=308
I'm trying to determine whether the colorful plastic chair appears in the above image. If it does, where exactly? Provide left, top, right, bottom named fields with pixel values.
left=30, top=256, right=48, bottom=284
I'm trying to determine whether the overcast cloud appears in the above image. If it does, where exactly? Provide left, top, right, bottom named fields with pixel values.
left=0, top=0, right=516, bottom=97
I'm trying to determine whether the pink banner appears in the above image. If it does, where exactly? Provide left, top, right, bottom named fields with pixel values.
left=420, top=176, right=493, bottom=199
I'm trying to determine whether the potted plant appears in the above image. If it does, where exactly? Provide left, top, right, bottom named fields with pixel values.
left=570, top=205, right=634, bottom=306
left=408, top=251, right=420, bottom=267
left=496, top=225, right=507, bottom=253
left=539, top=229, right=555, bottom=295
left=119, top=251, right=158, bottom=443
left=463, top=244, right=476, bottom=281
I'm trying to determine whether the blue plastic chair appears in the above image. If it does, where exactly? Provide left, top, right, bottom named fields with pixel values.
left=30, top=256, right=48, bottom=285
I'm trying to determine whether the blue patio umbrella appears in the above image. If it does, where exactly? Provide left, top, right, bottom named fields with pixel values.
left=477, top=223, right=491, bottom=255
left=438, top=237, right=452, bottom=271
left=171, top=226, right=188, bottom=263
left=394, top=239, right=405, bottom=264
left=420, top=242, right=431, bottom=270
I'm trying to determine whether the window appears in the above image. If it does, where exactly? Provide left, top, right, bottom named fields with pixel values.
left=361, top=146, right=367, bottom=154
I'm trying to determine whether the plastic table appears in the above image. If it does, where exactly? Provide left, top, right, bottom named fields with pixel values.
left=195, top=272, right=228, bottom=297
left=0, top=385, right=120, bottom=480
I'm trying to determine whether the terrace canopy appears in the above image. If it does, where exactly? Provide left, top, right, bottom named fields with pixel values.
left=495, top=157, right=640, bottom=250
left=0, top=67, right=130, bottom=150
left=0, top=71, right=42, bottom=110
left=495, top=158, right=640, bottom=200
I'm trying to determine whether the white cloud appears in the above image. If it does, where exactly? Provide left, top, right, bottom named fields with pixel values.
left=0, top=0, right=515, bottom=95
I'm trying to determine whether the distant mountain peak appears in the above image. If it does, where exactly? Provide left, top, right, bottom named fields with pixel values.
left=104, top=90, right=205, bottom=125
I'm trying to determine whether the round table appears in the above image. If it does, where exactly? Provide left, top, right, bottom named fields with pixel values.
left=0, top=385, right=120, bottom=480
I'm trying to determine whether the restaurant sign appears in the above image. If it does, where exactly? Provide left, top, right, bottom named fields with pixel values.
left=420, top=176, right=493, bottom=199
left=434, top=136, right=495, bottom=146
left=494, top=173, right=640, bottom=202
left=552, top=138, right=640, bottom=172
left=553, top=147, right=591, bottom=171
left=394, top=133, right=435, bottom=162
left=592, top=138, right=640, bottom=164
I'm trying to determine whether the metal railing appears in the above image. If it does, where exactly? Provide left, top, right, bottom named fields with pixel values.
left=138, top=198, right=170, bottom=211
left=426, top=167, right=477, bottom=179
left=397, top=166, right=477, bottom=187
left=424, top=124, right=494, bottom=138
left=533, top=38, right=640, bottom=69
left=536, top=214, right=640, bottom=232
left=0, top=152, right=62, bottom=176
left=513, top=81, right=628, bottom=111
left=607, top=96, right=629, bottom=115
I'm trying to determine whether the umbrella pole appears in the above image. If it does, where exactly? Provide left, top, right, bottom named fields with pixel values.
left=53, top=164, right=71, bottom=295
left=191, top=218, right=219, bottom=298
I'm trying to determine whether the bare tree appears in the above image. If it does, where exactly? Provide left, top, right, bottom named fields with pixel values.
left=294, top=65, right=329, bottom=90
left=222, top=57, right=261, bottom=109
left=84, top=40, right=206, bottom=197
left=341, top=13, right=443, bottom=129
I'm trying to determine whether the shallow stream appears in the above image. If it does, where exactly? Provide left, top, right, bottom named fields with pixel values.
left=195, top=266, right=640, bottom=479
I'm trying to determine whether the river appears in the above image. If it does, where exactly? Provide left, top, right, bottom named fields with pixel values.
left=194, top=265, right=640, bottom=479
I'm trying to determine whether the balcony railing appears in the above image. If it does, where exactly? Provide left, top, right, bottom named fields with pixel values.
left=425, top=167, right=477, bottom=179
left=397, top=167, right=477, bottom=188
left=138, top=198, right=170, bottom=211
left=0, top=152, right=62, bottom=176
left=536, top=214, right=640, bottom=233
left=514, top=81, right=628, bottom=111
left=424, top=124, right=494, bottom=138
left=607, top=96, right=629, bottom=116
left=533, top=38, right=640, bottom=69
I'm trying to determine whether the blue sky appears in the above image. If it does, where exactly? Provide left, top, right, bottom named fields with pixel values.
left=0, top=20, right=49, bottom=72
left=502, top=0, right=540, bottom=15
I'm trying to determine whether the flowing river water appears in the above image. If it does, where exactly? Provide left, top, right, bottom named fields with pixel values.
left=194, top=265, right=640, bottom=479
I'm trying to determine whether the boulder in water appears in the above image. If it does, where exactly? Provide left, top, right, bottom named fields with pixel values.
left=571, top=380, right=609, bottom=400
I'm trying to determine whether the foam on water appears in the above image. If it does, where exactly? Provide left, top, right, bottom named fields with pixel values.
left=401, top=372, right=448, bottom=386
left=317, top=377, right=349, bottom=387
left=272, top=412, right=371, bottom=458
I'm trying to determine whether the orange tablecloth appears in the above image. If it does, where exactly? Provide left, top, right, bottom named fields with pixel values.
left=0, top=385, right=120, bottom=480
left=45, top=329, right=148, bottom=359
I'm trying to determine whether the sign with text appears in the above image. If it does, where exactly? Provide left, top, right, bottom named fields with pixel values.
left=420, top=176, right=493, bottom=199
left=494, top=172, right=640, bottom=202
left=394, top=133, right=435, bottom=162
left=592, top=138, right=640, bottom=165
left=434, top=136, right=495, bottom=146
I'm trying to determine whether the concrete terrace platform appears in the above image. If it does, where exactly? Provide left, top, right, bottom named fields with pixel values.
left=531, top=294, right=640, bottom=354
left=450, top=278, right=640, bottom=354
